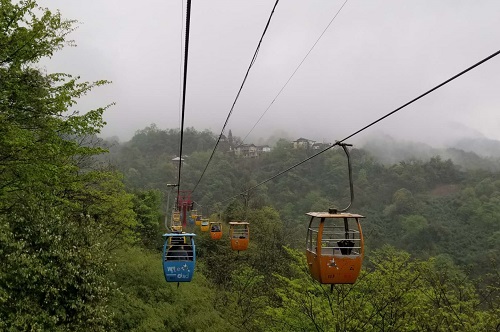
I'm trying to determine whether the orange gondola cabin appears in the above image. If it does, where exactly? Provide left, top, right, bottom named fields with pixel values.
left=209, top=221, right=223, bottom=240
left=229, top=221, right=249, bottom=251
left=306, top=211, right=365, bottom=284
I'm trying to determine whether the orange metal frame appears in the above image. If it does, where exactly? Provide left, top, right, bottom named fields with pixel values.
left=229, top=221, right=249, bottom=251
left=306, top=212, right=365, bottom=284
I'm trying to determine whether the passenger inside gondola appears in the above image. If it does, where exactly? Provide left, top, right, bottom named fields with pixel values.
left=337, top=240, right=355, bottom=255
left=166, top=247, right=187, bottom=260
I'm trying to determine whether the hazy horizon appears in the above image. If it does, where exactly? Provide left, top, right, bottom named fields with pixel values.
left=39, top=0, right=500, bottom=147
left=101, top=123, right=500, bottom=162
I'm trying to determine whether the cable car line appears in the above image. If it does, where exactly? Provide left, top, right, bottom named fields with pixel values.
left=176, top=1, right=185, bottom=169
left=163, top=0, right=196, bottom=284
left=178, top=0, right=185, bottom=132
left=176, top=0, right=192, bottom=197
left=191, top=0, right=281, bottom=194
left=215, top=47, right=500, bottom=206
left=242, top=0, right=349, bottom=144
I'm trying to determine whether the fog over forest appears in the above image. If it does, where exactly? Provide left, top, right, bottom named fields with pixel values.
left=103, top=124, right=500, bottom=172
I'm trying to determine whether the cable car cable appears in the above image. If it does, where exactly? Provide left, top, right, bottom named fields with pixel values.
left=178, top=0, right=185, bottom=132
left=176, top=0, right=192, bottom=197
left=175, top=1, right=185, bottom=169
left=191, top=0, right=281, bottom=194
left=164, top=1, right=196, bottom=284
left=242, top=0, right=349, bottom=144
left=215, top=47, right=500, bottom=205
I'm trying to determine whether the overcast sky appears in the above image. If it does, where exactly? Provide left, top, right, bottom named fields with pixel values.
left=39, top=0, right=500, bottom=146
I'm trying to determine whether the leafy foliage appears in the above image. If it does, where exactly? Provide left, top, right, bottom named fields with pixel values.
left=108, top=247, right=233, bottom=332
left=0, top=1, right=134, bottom=329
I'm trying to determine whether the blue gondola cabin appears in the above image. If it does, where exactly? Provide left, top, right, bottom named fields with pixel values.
left=162, top=233, right=196, bottom=282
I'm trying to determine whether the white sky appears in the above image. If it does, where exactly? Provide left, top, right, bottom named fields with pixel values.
left=39, top=0, right=500, bottom=146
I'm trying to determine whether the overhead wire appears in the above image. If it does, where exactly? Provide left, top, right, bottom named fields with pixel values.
left=242, top=0, right=349, bottom=143
left=191, top=0, right=281, bottom=194
left=175, top=0, right=185, bottom=177
left=178, top=0, right=185, bottom=132
left=176, top=0, right=192, bottom=197
left=216, top=48, right=500, bottom=206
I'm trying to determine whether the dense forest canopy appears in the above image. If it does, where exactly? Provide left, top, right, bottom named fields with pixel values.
left=1, top=1, right=499, bottom=331
left=103, top=125, right=500, bottom=331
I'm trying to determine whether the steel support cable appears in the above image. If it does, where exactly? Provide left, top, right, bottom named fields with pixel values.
left=191, top=0, right=281, bottom=194
left=176, top=0, right=185, bottom=167
left=177, top=0, right=192, bottom=197
left=178, top=0, right=185, bottom=133
left=242, top=0, right=349, bottom=143
left=215, top=48, right=500, bottom=206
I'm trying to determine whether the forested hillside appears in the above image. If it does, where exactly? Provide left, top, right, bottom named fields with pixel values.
left=102, top=125, right=500, bottom=331
left=1, top=1, right=498, bottom=331
left=108, top=125, right=500, bottom=271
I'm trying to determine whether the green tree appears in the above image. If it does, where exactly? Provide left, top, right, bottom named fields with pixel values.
left=108, top=247, right=234, bottom=332
left=0, top=1, right=134, bottom=329
left=132, top=189, right=163, bottom=249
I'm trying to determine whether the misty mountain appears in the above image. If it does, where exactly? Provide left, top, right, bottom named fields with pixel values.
left=451, top=137, right=500, bottom=158
left=361, top=133, right=500, bottom=171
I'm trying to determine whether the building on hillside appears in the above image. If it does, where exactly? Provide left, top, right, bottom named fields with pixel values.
left=234, top=144, right=258, bottom=158
left=292, top=137, right=316, bottom=149
left=312, top=142, right=332, bottom=150
left=258, top=145, right=271, bottom=154
left=234, top=144, right=271, bottom=158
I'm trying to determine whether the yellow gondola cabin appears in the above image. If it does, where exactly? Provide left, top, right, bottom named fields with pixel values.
left=171, top=211, right=182, bottom=232
left=200, top=219, right=210, bottom=232
left=172, top=211, right=180, bottom=222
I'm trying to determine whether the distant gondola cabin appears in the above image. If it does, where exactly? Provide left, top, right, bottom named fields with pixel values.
left=229, top=221, right=249, bottom=251
left=306, top=212, right=364, bottom=284
left=209, top=221, right=223, bottom=240
left=195, top=215, right=202, bottom=226
left=171, top=211, right=183, bottom=232
left=200, top=219, right=210, bottom=232
left=162, top=233, right=196, bottom=282
left=171, top=225, right=182, bottom=232
left=172, top=211, right=180, bottom=222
